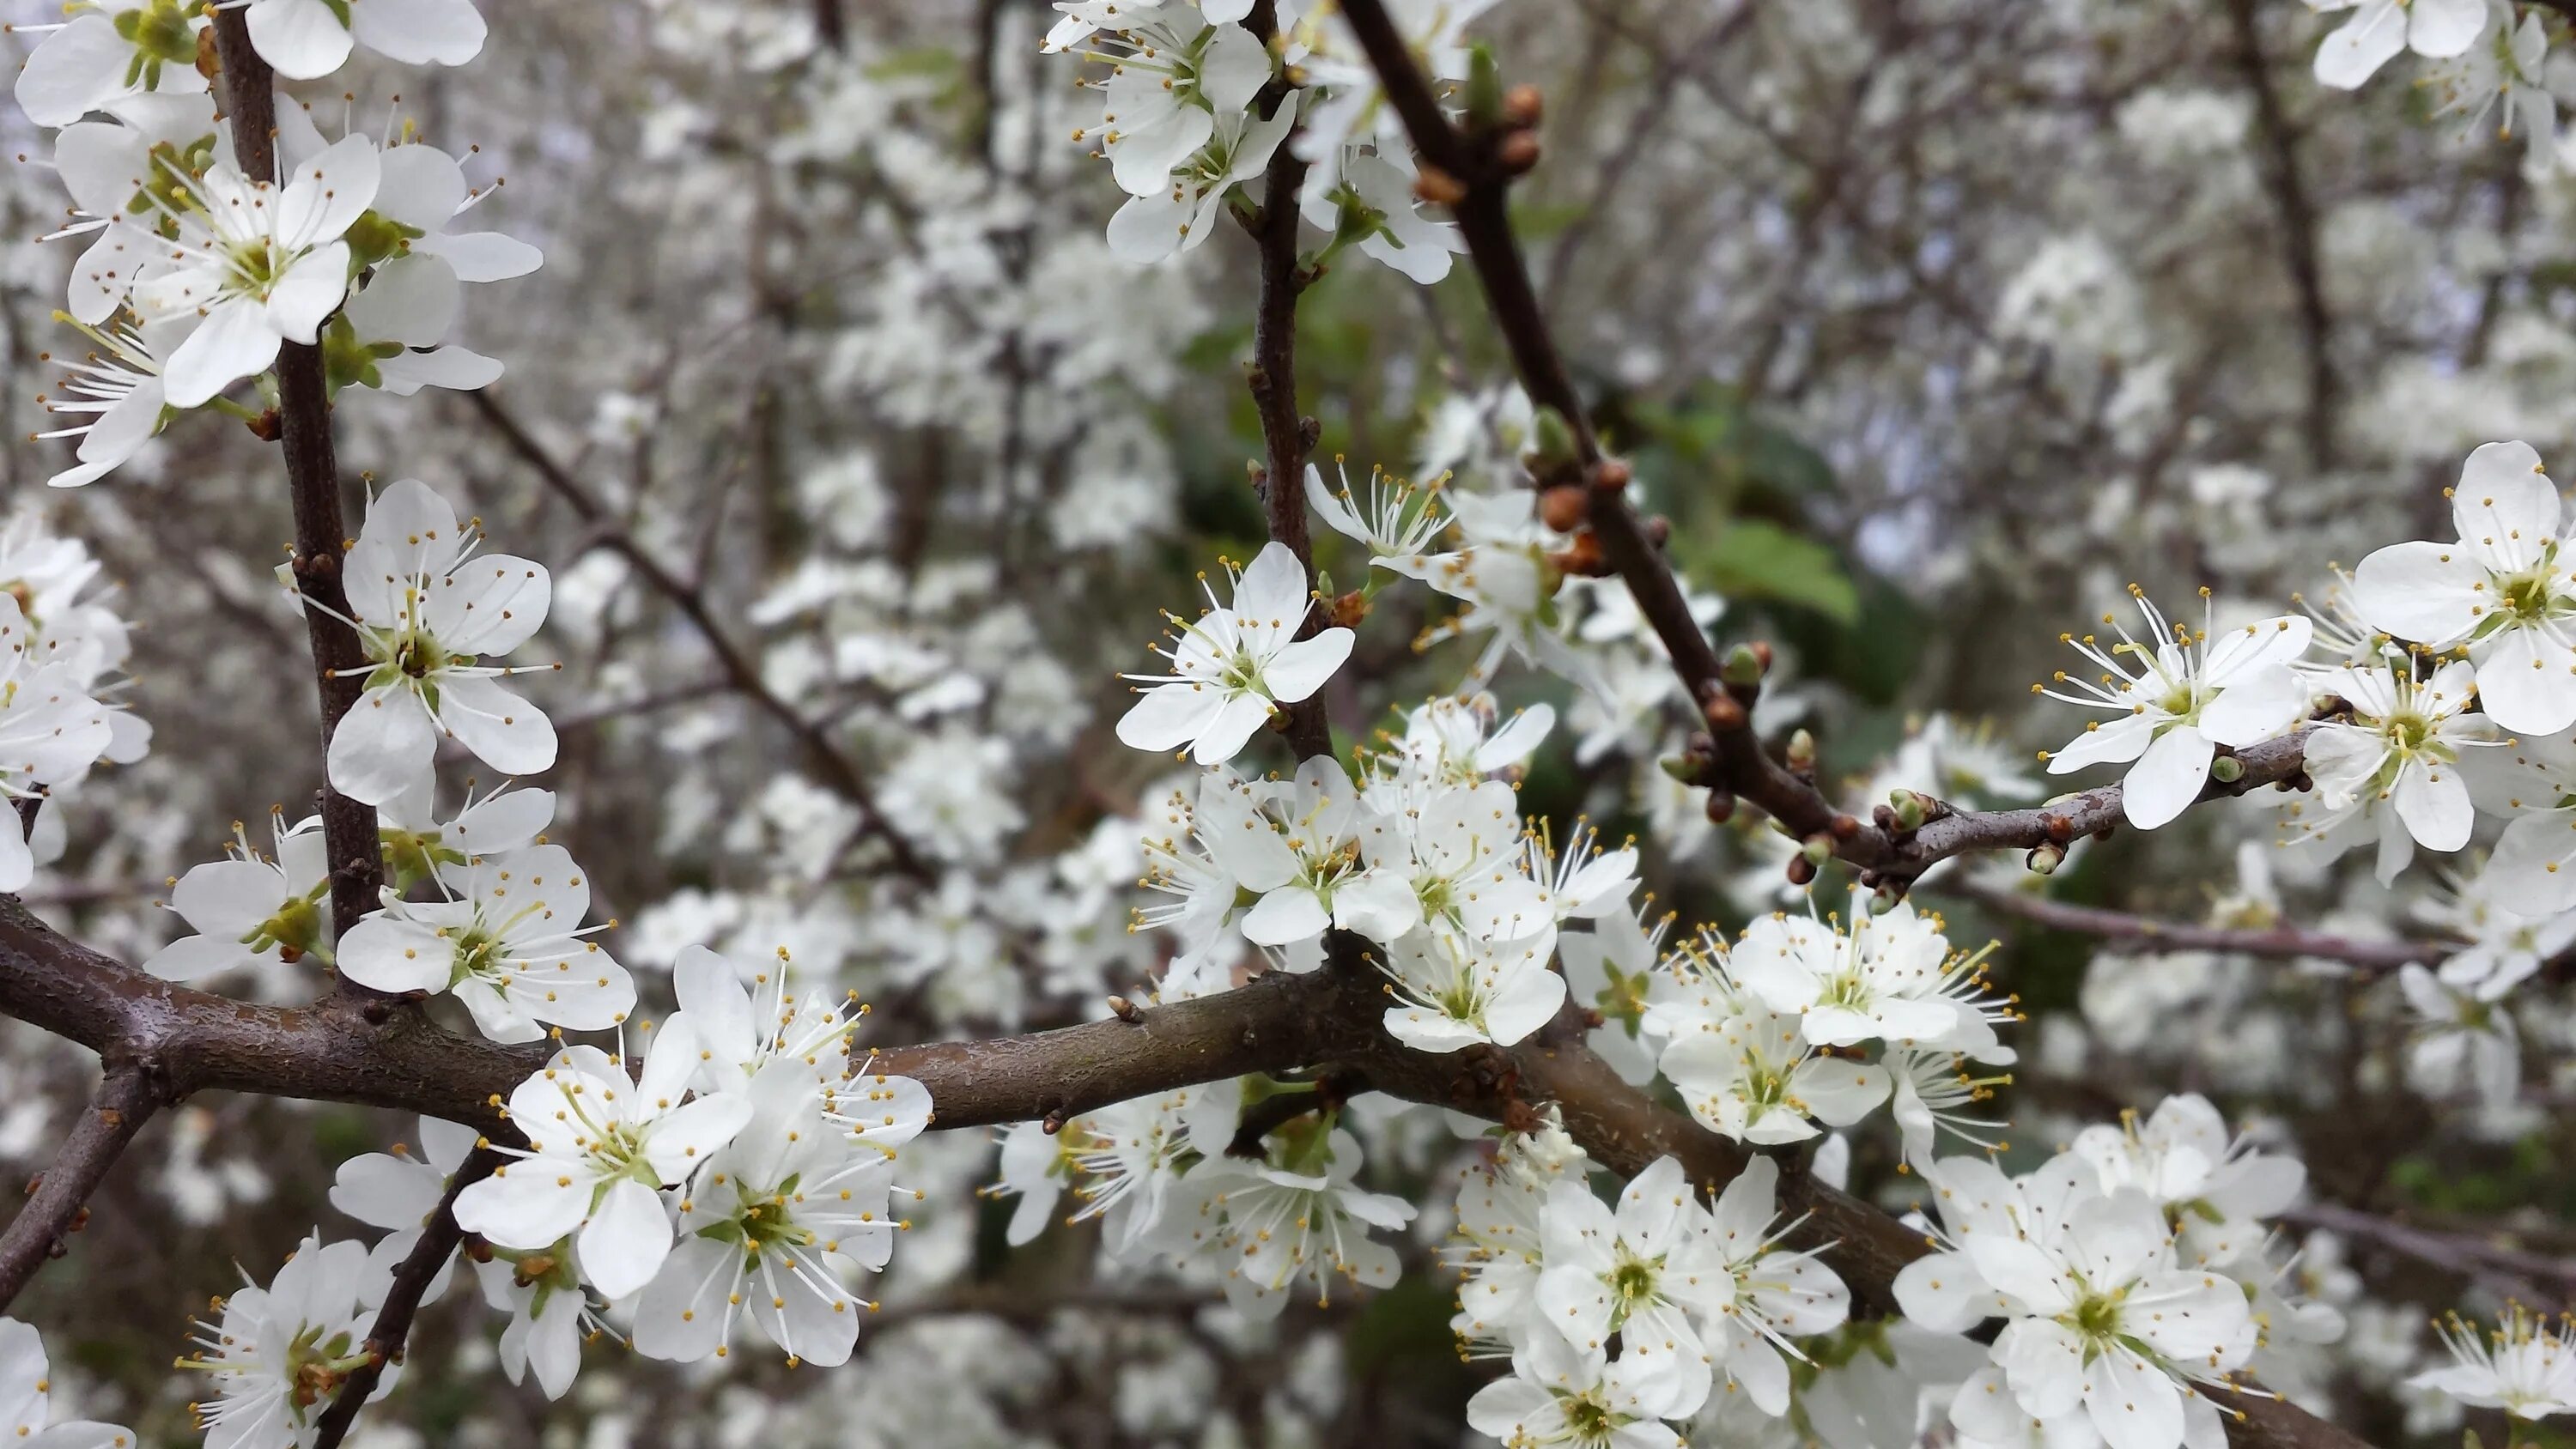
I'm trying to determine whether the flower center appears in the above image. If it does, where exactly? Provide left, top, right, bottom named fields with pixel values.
left=2069, top=1290, right=2125, bottom=1344
left=1607, top=1253, right=1659, bottom=1323
left=111, top=0, right=199, bottom=87
left=281, top=1321, right=365, bottom=1416
left=1558, top=1391, right=1616, bottom=1446
left=242, top=888, right=329, bottom=964
left=2383, top=711, right=2433, bottom=755
left=2500, top=568, right=2558, bottom=621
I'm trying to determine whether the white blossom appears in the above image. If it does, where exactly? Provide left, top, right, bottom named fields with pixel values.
left=2038, top=589, right=2312, bottom=829
left=455, top=1041, right=752, bottom=1301
left=306, top=478, right=556, bottom=804
left=1115, top=542, right=1352, bottom=766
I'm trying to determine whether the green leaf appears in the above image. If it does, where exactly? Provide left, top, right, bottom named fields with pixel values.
left=1687, top=520, right=1859, bottom=624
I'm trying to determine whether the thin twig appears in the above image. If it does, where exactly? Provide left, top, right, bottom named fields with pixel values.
left=1237, top=2, right=1333, bottom=764
left=470, top=392, right=932, bottom=881
left=1936, top=877, right=2442, bottom=974
left=0, top=1070, right=160, bottom=1313
left=309, top=1146, right=506, bottom=1449
left=2288, top=1201, right=2576, bottom=1313
left=210, top=13, right=387, bottom=947
left=2225, top=0, right=2338, bottom=467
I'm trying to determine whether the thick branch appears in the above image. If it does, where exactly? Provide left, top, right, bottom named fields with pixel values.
left=870, top=967, right=1385, bottom=1129
left=0, top=1069, right=158, bottom=1313
left=310, top=1147, right=507, bottom=1449
left=471, top=392, right=931, bottom=880
left=0, top=896, right=539, bottom=1129
left=1938, top=877, right=2439, bottom=974
left=210, top=10, right=386, bottom=944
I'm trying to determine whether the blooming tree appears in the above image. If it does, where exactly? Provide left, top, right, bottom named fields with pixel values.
left=3, top=2, right=2576, bottom=1448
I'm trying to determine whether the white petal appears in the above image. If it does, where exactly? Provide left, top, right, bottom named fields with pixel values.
left=2121, top=726, right=2214, bottom=829
left=577, top=1178, right=673, bottom=1300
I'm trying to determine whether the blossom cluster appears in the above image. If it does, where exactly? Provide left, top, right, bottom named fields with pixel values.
left=175, top=949, right=929, bottom=1435
left=1042, top=0, right=1477, bottom=276
left=15, top=0, right=533, bottom=490
left=0, top=512, right=145, bottom=890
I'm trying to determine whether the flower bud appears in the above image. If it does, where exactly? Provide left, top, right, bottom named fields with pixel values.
left=1784, top=853, right=1817, bottom=887
left=1801, top=834, right=1834, bottom=867
left=1722, top=643, right=1766, bottom=687
left=1530, top=406, right=1579, bottom=474
left=1703, top=694, right=1747, bottom=731
left=1589, top=458, right=1631, bottom=492
left=1465, top=45, right=1504, bottom=130
left=1704, top=790, right=1737, bottom=825
left=2209, top=755, right=2244, bottom=784
left=1889, top=790, right=1926, bottom=831
left=1785, top=729, right=1818, bottom=775
left=2026, top=842, right=2065, bottom=876
left=1504, top=83, right=1544, bottom=128
left=1868, top=883, right=1902, bottom=915
left=1539, top=483, right=1589, bottom=534
left=1498, top=130, right=1541, bottom=174
left=1659, top=753, right=1704, bottom=785
left=1415, top=166, right=1467, bottom=206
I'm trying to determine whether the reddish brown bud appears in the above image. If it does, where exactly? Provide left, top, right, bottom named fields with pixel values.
left=1784, top=854, right=1817, bottom=887
left=1702, top=694, right=1747, bottom=731
left=1749, top=641, right=1774, bottom=671
left=1414, top=166, right=1467, bottom=206
left=1548, top=532, right=1610, bottom=576
left=1829, top=813, right=1861, bottom=841
left=1539, top=483, right=1590, bottom=533
left=1329, top=590, right=1368, bottom=629
left=1589, top=458, right=1631, bottom=492
left=1498, top=130, right=1540, bottom=174
left=1703, top=791, right=1736, bottom=825
left=1504, top=83, right=1544, bottom=128
left=1641, top=515, right=1673, bottom=549
left=2044, top=814, right=2075, bottom=844
left=246, top=409, right=282, bottom=442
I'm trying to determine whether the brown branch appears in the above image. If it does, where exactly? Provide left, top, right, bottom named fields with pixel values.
left=2288, top=1201, right=2576, bottom=1314
left=2225, top=0, right=2338, bottom=468
left=0, top=1069, right=159, bottom=1313
left=309, top=1147, right=507, bottom=1449
left=469, top=391, right=932, bottom=881
left=1937, top=876, right=2441, bottom=974
left=0, top=876, right=2365, bottom=1449
left=1238, top=3, right=1333, bottom=764
left=1315, top=10, right=2368, bottom=1445
left=0, top=895, right=540, bottom=1130
left=868, top=967, right=1386, bottom=1129
left=209, top=11, right=386, bottom=949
